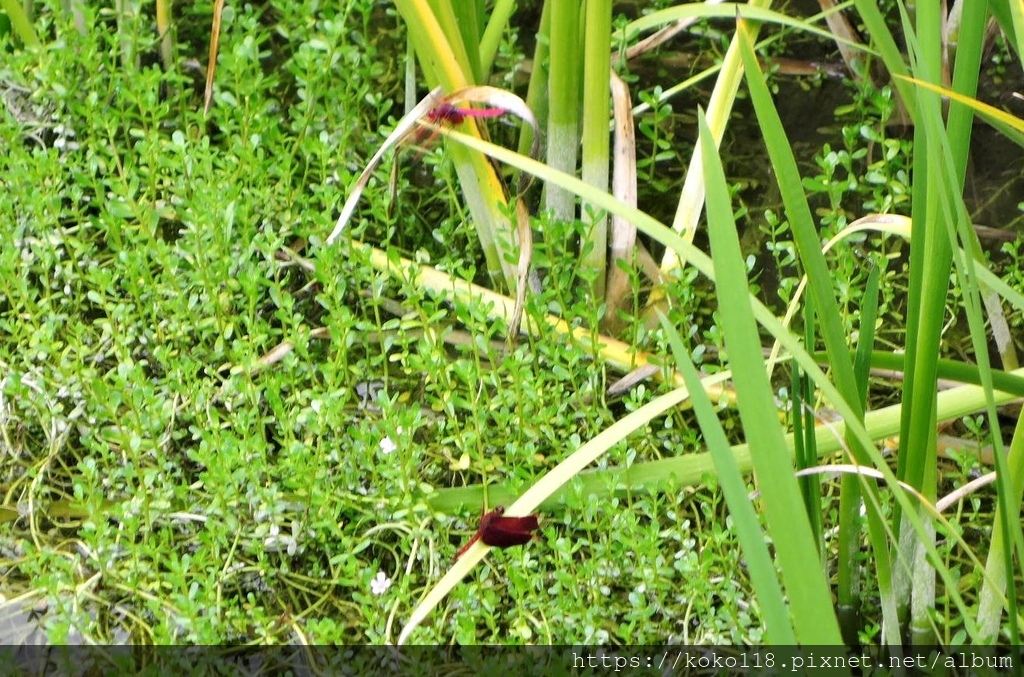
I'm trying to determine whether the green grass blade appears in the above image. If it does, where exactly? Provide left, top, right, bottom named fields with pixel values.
left=736, top=19, right=863, bottom=420
left=895, top=74, right=1024, bottom=147
left=697, top=109, right=842, bottom=644
left=445, top=0, right=483, bottom=82
left=989, top=1, right=1022, bottom=60
left=836, top=265, right=881, bottom=641
left=625, top=2, right=870, bottom=49
left=736, top=29, right=901, bottom=635
left=853, top=268, right=880, bottom=407
left=792, top=294, right=824, bottom=547
left=658, top=313, right=796, bottom=644
left=977, top=412, right=1024, bottom=641
left=930, top=2, right=1024, bottom=638
left=945, top=0, right=987, bottom=185
left=894, top=3, right=946, bottom=643
left=478, top=0, right=515, bottom=77
left=0, top=0, right=40, bottom=47
left=864, top=353, right=1024, bottom=396
left=517, top=1, right=550, bottom=160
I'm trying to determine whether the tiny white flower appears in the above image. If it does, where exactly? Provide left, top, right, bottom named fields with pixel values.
left=264, top=522, right=300, bottom=556
left=379, top=436, right=397, bottom=455
left=371, top=571, right=392, bottom=595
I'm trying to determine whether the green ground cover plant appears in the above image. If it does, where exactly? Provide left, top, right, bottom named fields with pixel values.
left=1, top=0, right=1023, bottom=655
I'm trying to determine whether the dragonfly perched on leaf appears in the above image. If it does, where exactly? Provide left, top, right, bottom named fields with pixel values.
left=327, top=86, right=540, bottom=245
left=410, top=101, right=509, bottom=149
left=392, top=100, right=518, bottom=204
left=454, top=505, right=541, bottom=560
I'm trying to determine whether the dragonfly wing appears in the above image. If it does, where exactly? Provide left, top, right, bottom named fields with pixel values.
left=443, top=86, right=541, bottom=161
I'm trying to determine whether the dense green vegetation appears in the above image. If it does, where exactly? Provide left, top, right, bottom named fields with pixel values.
left=1, top=0, right=1023, bottom=653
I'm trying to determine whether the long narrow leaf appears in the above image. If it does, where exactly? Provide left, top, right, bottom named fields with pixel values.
left=735, top=19, right=863, bottom=421
left=698, top=109, right=842, bottom=644
left=660, top=313, right=796, bottom=644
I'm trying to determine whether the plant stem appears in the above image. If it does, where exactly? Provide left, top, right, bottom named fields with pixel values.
left=545, top=0, right=581, bottom=220
left=580, top=0, right=612, bottom=298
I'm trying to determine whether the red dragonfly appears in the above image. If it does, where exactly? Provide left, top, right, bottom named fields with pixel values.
left=454, top=506, right=540, bottom=560
left=391, top=101, right=509, bottom=200
left=426, top=101, right=507, bottom=125
left=408, top=101, right=507, bottom=151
